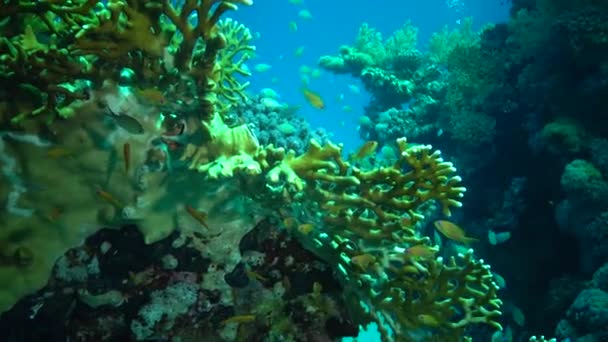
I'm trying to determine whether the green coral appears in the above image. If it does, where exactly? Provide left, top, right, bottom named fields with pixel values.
left=0, top=0, right=255, bottom=124
left=213, top=18, right=256, bottom=109
left=355, top=250, right=502, bottom=341
left=360, top=67, right=415, bottom=103
left=318, top=45, right=376, bottom=75
left=437, top=21, right=509, bottom=146
left=318, top=22, right=432, bottom=107
left=427, top=17, right=480, bottom=65
left=319, top=20, right=421, bottom=76
left=353, top=22, right=386, bottom=66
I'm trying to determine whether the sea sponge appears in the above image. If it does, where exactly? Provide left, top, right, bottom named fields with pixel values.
left=560, top=159, right=607, bottom=201
left=540, top=119, right=586, bottom=154
left=448, top=110, right=496, bottom=145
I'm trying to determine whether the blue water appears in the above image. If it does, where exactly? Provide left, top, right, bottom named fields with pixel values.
left=231, top=0, right=510, bottom=152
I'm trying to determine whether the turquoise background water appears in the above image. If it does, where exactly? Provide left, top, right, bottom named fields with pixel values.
left=231, top=0, right=510, bottom=152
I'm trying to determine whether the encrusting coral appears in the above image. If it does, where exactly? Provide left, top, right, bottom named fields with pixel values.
left=0, top=0, right=256, bottom=314
left=0, top=1, right=502, bottom=340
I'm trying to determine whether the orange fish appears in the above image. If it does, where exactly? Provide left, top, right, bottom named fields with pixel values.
left=407, top=244, right=436, bottom=258
left=129, top=267, right=156, bottom=286
left=401, top=265, right=420, bottom=274
left=220, top=314, right=255, bottom=325
left=282, top=275, right=292, bottom=292
left=97, top=189, right=122, bottom=207
left=283, top=217, right=296, bottom=228
left=47, top=147, right=72, bottom=159
left=353, top=141, right=378, bottom=160
left=186, top=205, right=210, bottom=229
left=321, top=202, right=350, bottom=215
left=312, top=281, right=323, bottom=295
left=298, top=223, right=314, bottom=234
left=302, top=88, right=325, bottom=109
left=418, top=314, right=440, bottom=327
left=350, top=253, right=376, bottom=270
left=246, top=269, right=268, bottom=283
left=135, top=88, right=165, bottom=105
left=123, top=142, right=131, bottom=173
left=46, top=206, right=64, bottom=222
left=434, top=220, right=479, bottom=244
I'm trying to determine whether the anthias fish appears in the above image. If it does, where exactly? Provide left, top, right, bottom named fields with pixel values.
left=105, top=106, right=145, bottom=134
left=434, top=220, right=479, bottom=244
left=302, top=88, right=325, bottom=109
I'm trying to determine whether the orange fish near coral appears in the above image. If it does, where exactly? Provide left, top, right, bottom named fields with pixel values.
left=350, top=253, right=376, bottom=271
left=47, top=147, right=72, bottom=159
left=321, top=203, right=350, bottom=215
left=352, top=140, right=378, bottom=160
left=407, top=244, right=436, bottom=259
left=418, top=314, right=440, bottom=327
left=246, top=269, right=268, bottom=283
left=123, top=142, right=131, bottom=174
left=97, top=189, right=122, bottom=208
left=312, top=281, right=323, bottom=295
left=298, top=223, right=314, bottom=235
left=185, top=205, right=210, bottom=229
left=433, top=220, right=479, bottom=244
left=44, top=206, right=64, bottom=222
left=302, top=88, right=325, bottom=109
left=283, top=217, right=296, bottom=229
left=220, top=314, right=255, bottom=325
left=134, top=87, right=165, bottom=105
left=128, top=267, right=156, bottom=286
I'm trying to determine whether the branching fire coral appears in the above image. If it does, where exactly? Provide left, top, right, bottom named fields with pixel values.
left=0, top=0, right=254, bottom=124
left=183, top=130, right=502, bottom=340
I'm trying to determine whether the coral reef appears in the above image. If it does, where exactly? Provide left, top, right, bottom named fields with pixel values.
left=318, top=21, right=438, bottom=110
left=546, top=262, right=608, bottom=341
left=317, top=18, right=503, bottom=186
left=0, top=1, right=504, bottom=341
left=317, top=2, right=608, bottom=340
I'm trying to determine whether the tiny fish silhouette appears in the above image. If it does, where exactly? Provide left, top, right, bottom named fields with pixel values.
left=123, top=143, right=131, bottom=173
left=185, top=205, right=210, bottom=229
left=97, top=189, right=122, bottom=208
left=106, top=106, right=144, bottom=134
